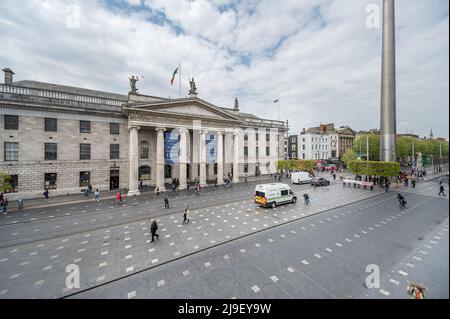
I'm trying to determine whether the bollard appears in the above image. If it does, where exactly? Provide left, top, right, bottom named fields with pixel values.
left=17, top=199, right=24, bottom=209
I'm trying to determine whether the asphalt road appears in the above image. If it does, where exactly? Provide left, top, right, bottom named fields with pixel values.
left=0, top=174, right=447, bottom=299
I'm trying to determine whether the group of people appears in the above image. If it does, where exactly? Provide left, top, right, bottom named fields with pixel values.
left=83, top=184, right=101, bottom=202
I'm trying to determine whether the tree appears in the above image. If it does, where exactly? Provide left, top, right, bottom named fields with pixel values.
left=0, top=172, right=11, bottom=193
left=347, top=160, right=400, bottom=177
left=342, top=148, right=357, bottom=166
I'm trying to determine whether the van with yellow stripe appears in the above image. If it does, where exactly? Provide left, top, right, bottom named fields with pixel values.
left=254, top=183, right=297, bottom=208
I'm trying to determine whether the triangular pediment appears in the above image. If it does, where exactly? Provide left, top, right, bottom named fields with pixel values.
left=126, top=98, right=241, bottom=122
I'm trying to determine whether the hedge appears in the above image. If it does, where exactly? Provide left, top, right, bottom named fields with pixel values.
left=276, top=160, right=315, bottom=172
left=347, top=160, right=400, bottom=177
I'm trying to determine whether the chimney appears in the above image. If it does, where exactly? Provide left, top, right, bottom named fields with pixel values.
left=2, top=68, right=15, bottom=85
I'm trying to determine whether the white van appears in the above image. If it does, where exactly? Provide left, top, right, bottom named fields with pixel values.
left=291, top=171, right=313, bottom=185
left=254, top=183, right=297, bottom=208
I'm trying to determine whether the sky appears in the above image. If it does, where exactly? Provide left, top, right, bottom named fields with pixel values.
left=0, top=0, right=448, bottom=139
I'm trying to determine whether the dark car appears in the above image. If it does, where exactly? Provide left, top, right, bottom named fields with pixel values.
left=311, top=177, right=330, bottom=187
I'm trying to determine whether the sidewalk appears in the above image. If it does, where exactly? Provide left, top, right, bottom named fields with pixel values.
left=5, top=175, right=275, bottom=212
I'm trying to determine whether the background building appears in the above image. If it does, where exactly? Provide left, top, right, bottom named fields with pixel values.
left=299, top=123, right=355, bottom=160
left=287, top=135, right=298, bottom=159
left=0, top=68, right=286, bottom=199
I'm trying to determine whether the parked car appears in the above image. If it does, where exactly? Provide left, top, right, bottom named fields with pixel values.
left=311, top=177, right=330, bottom=187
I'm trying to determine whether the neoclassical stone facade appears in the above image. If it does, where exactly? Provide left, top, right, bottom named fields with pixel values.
left=0, top=70, right=286, bottom=199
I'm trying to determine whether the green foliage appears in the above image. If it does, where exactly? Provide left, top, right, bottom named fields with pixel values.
left=276, top=160, right=315, bottom=172
left=342, top=148, right=357, bottom=165
left=347, top=160, right=400, bottom=177
left=0, top=172, right=11, bottom=193
left=353, top=134, right=449, bottom=162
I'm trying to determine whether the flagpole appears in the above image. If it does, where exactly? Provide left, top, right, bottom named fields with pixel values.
left=278, top=100, right=280, bottom=121
left=179, top=64, right=182, bottom=98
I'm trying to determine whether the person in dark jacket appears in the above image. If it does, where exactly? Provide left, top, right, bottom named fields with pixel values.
left=164, top=196, right=169, bottom=209
left=2, top=197, right=8, bottom=215
left=43, top=188, right=49, bottom=200
left=150, top=220, right=159, bottom=242
left=439, top=185, right=446, bottom=197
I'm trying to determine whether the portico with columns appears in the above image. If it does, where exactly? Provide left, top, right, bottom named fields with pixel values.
left=124, top=97, right=249, bottom=195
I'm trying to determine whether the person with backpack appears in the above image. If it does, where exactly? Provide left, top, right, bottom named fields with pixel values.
left=150, top=220, right=160, bottom=242
left=303, top=193, right=310, bottom=205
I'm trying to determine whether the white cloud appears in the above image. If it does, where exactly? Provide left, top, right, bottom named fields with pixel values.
left=0, top=0, right=448, bottom=138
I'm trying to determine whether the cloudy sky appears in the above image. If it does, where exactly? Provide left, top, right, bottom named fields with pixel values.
left=0, top=0, right=448, bottom=138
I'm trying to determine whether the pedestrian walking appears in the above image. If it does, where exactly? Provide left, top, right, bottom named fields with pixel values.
left=183, top=206, right=190, bottom=224
left=88, top=183, right=93, bottom=193
left=439, top=185, right=446, bottom=197
left=139, top=180, right=143, bottom=191
left=43, top=188, right=49, bottom=200
left=150, top=220, right=160, bottom=242
left=94, top=189, right=100, bottom=202
left=2, top=197, right=8, bottom=215
left=115, top=191, right=123, bottom=206
left=333, top=173, right=336, bottom=180
left=155, top=186, right=160, bottom=196
left=84, top=185, right=89, bottom=198
left=164, top=196, right=170, bottom=209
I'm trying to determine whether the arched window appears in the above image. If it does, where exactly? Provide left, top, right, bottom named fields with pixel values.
left=139, top=165, right=151, bottom=180
left=140, top=141, right=149, bottom=159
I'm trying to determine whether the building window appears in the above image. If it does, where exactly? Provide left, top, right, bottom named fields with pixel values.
left=164, top=164, right=172, bottom=179
left=214, top=163, right=218, bottom=175
left=110, top=144, right=120, bottom=160
left=80, top=120, right=91, bottom=133
left=110, top=123, right=120, bottom=135
left=292, top=152, right=296, bottom=158
left=266, top=133, right=270, bottom=142
left=292, top=145, right=296, bottom=151
left=79, top=172, right=90, bottom=187
left=44, top=173, right=57, bottom=189
left=256, top=147, right=259, bottom=158
left=255, top=133, right=259, bottom=141
left=244, top=146, right=248, bottom=157
left=266, top=162, right=270, bottom=172
left=292, top=137, right=296, bottom=143
left=266, top=147, right=270, bottom=156
left=45, top=118, right=57, bottom=132
left=4, top=115, right=18, bottom=130
left=139, top=165, right=151, bottom=180
left=5, top=175, right=18, bottom=193
left=140, top=142, right=149, bottom=159
left=4, top=142, right=18, bottom=161
left=80, top=143, right=91, bottom=160
left=302, top=154, right=305, bottom=159
left=44, top=143, right=57, bottom=160
left=244, top=164, right=248, bottom=173
left=244, top=134, right=248, bottom=141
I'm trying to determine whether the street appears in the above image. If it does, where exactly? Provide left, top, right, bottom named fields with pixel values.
left=0, top=175, right=448, bottom=299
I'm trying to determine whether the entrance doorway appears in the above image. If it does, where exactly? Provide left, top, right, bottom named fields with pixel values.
left=110, top=169, right=120, bottom=190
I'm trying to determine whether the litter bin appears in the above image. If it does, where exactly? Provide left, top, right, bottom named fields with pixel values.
left=17, top=199, right=23, bottom=209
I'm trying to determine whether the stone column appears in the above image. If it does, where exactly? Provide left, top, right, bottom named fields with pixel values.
left=199, top=130, right=207, bottom=187
left=217, top=131, right=224, bottom=185
left=233, top=132, right=240, bottom=183
left=127, top=125, right=140, bottom=196
left=156, top=127, right=166, bottom=191
left=179, top=128, right=188, bottom=190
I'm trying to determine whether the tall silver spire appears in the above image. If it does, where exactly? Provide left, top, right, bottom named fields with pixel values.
left=380, top=0, right=397, bottom=162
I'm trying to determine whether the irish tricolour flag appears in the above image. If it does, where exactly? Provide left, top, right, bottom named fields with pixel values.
left=170, top=67, right=179, bottom=85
